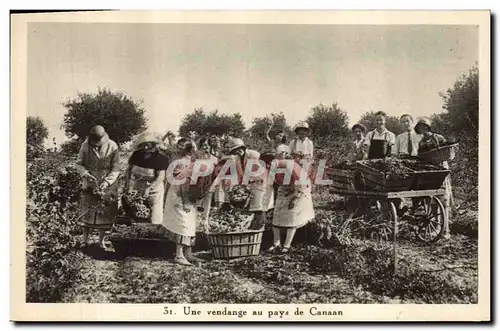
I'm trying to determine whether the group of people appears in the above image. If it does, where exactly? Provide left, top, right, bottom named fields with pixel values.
left=350, top=111, right=453, bottom=225
left=74, top=121, right=317, bottom=265
left=73, top=112, right=453, bottom=265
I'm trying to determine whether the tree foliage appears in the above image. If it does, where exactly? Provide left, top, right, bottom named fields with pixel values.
left=305, top=103, right=350, bottom=145
left=358, top=111, right=404, bottom=135
left=27, top=116, right=49, bottom=160
left=438, top=64, right=479, bottom=138
left=178, top=108, right=246, bottom=138
left=62, top=88, right=147, bottom=145
left=249, top=112, right=292, bottom=140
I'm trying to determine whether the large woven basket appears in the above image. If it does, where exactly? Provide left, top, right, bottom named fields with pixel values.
left=419, top=143, right=459, bottom=164
left=206, top=229, right=264, bottom=259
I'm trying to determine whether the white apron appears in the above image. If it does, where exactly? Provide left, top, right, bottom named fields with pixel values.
left=162, top=181, right=198, bottom=240
left=273, top=184, right=315, bottom=228
left=248, top=181, right=274, bottom=212
left=130, top=165, right=165, bottom=225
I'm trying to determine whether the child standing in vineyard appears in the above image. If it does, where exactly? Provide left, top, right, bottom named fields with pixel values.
left=124, top=132, right=171, bottom=224
left=75, top=125, right=121, bottom=249
left=162, top=138, right=202, bottom=265
left=289, top=122, right=314, bottom=160
left=350, top=123, right=367, bottom=161
left=268, top=144, right=315, bottom=253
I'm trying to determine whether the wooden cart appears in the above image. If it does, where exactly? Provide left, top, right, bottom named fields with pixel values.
left=330, top=188, right=449, bottom=244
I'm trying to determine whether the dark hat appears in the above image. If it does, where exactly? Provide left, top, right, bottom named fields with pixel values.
left=414, top=117, right=432, bottom=134
left=89, top=125, right=109, bottom=147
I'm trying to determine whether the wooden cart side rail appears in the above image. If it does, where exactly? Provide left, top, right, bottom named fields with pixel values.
left=330, top=188, right=446, bottom=198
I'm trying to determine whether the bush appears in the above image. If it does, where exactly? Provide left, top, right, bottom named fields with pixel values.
left=26, top=152, right=84, bottom=302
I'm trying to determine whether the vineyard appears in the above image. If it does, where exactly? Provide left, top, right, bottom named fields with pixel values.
left=26, top=144, right=478, bottom=304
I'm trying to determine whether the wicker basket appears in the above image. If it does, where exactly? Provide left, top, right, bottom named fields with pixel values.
left=356, top=161, right=415, bottom=192
left=419, top=143, right=459, bottom=164
left=206, top=229, right=264, bottom=259
left=325, top=168, right=355, bottom=190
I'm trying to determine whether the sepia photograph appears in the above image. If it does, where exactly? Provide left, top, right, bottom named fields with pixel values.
left=10, top=10, right=490, bottom=322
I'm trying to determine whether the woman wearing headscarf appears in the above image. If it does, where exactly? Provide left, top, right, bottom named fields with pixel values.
left=75, top=125, right=121, bottom=248
left=350, top=123, right=367, bottom=161
left=124, top=132, right=171, bottom=224
left=162, top=138, right=201, bottom=265
left=268, top=144, right=315, bottom=253
left=415, top=117, right=454, bottom=238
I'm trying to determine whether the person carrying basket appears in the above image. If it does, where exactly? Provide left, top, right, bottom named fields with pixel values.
left=415, top=117, right=454, bottom=238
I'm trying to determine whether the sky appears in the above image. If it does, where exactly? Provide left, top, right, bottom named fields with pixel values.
left=27, top=23, right=478, bottom=145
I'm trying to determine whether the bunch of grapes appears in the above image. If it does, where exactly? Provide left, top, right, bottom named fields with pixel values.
left=228, top=185, right=251, bottom=207
left=207, top=208, right=254, bottom=234
left=122, top=190, right=151, bottom=220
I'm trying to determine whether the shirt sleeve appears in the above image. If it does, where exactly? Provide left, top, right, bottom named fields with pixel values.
left=395, top=134, right=401, bottom=156
left=388, top=132, right=397, bottom=156
left=74, top=141, right=89, bottom=176
left=103, top=145, right=121, bottom=185
left=309, top=140, right=314, bottom=158
left=363, top=132, right=372, bottom=148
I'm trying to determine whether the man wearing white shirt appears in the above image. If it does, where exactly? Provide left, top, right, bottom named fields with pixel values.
left=289, top=121, right=314, bottom=159
left=362, top=111, right=396, bottom=159
left=395, top=114, right=422, bottom=157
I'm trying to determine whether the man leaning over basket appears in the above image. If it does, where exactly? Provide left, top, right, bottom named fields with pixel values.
left=75, top=125, right=121, bottom=249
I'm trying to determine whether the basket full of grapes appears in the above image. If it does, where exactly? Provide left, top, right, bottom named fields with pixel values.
left=121, top=190, right=151, bottom=223
left=202, top=207, right=264, bottom=259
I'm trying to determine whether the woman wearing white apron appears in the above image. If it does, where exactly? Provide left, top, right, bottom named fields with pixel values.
left=162, top=138, right=200, bottom=266
left=268, top=145, right=315, bottom=253
left=124, top=132, right=171, bottom=224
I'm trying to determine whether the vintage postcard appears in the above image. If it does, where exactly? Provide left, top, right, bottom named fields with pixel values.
left=10, top=10, right=490, bottom=322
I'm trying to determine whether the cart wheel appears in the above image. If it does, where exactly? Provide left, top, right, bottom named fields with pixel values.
left=364, top=199, right=396, bottom=241
left=414, top=196, right=445, bottom=243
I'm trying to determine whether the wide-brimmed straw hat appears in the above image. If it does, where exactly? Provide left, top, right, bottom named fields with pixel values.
left=88, top=125, right=109, bottom=147
left=414, top=117, right=432, bottom=134
left=227, top=138, right=246, bottom=152
left=294, top=121, right=310, bottom=133
left=134, top=132, right=161, bottom=149
left=351, top=123, right=367, bottom=133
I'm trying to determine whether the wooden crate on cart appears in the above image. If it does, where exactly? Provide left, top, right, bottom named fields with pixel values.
left=356, top=161, right=415, bottom=192
left=325, top=168, right=355, bottom=190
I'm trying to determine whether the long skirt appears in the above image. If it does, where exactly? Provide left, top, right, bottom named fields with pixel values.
left=272, top=185, right=315, bottom=229
left=162, top=187, right=197, bottom=246
left=79, top=190, right=118, bottom=230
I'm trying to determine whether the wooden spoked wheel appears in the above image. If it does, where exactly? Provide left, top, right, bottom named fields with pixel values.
left=361, top=199, right=397, bottom=241
left=413, top=196, right=446, bottom=243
